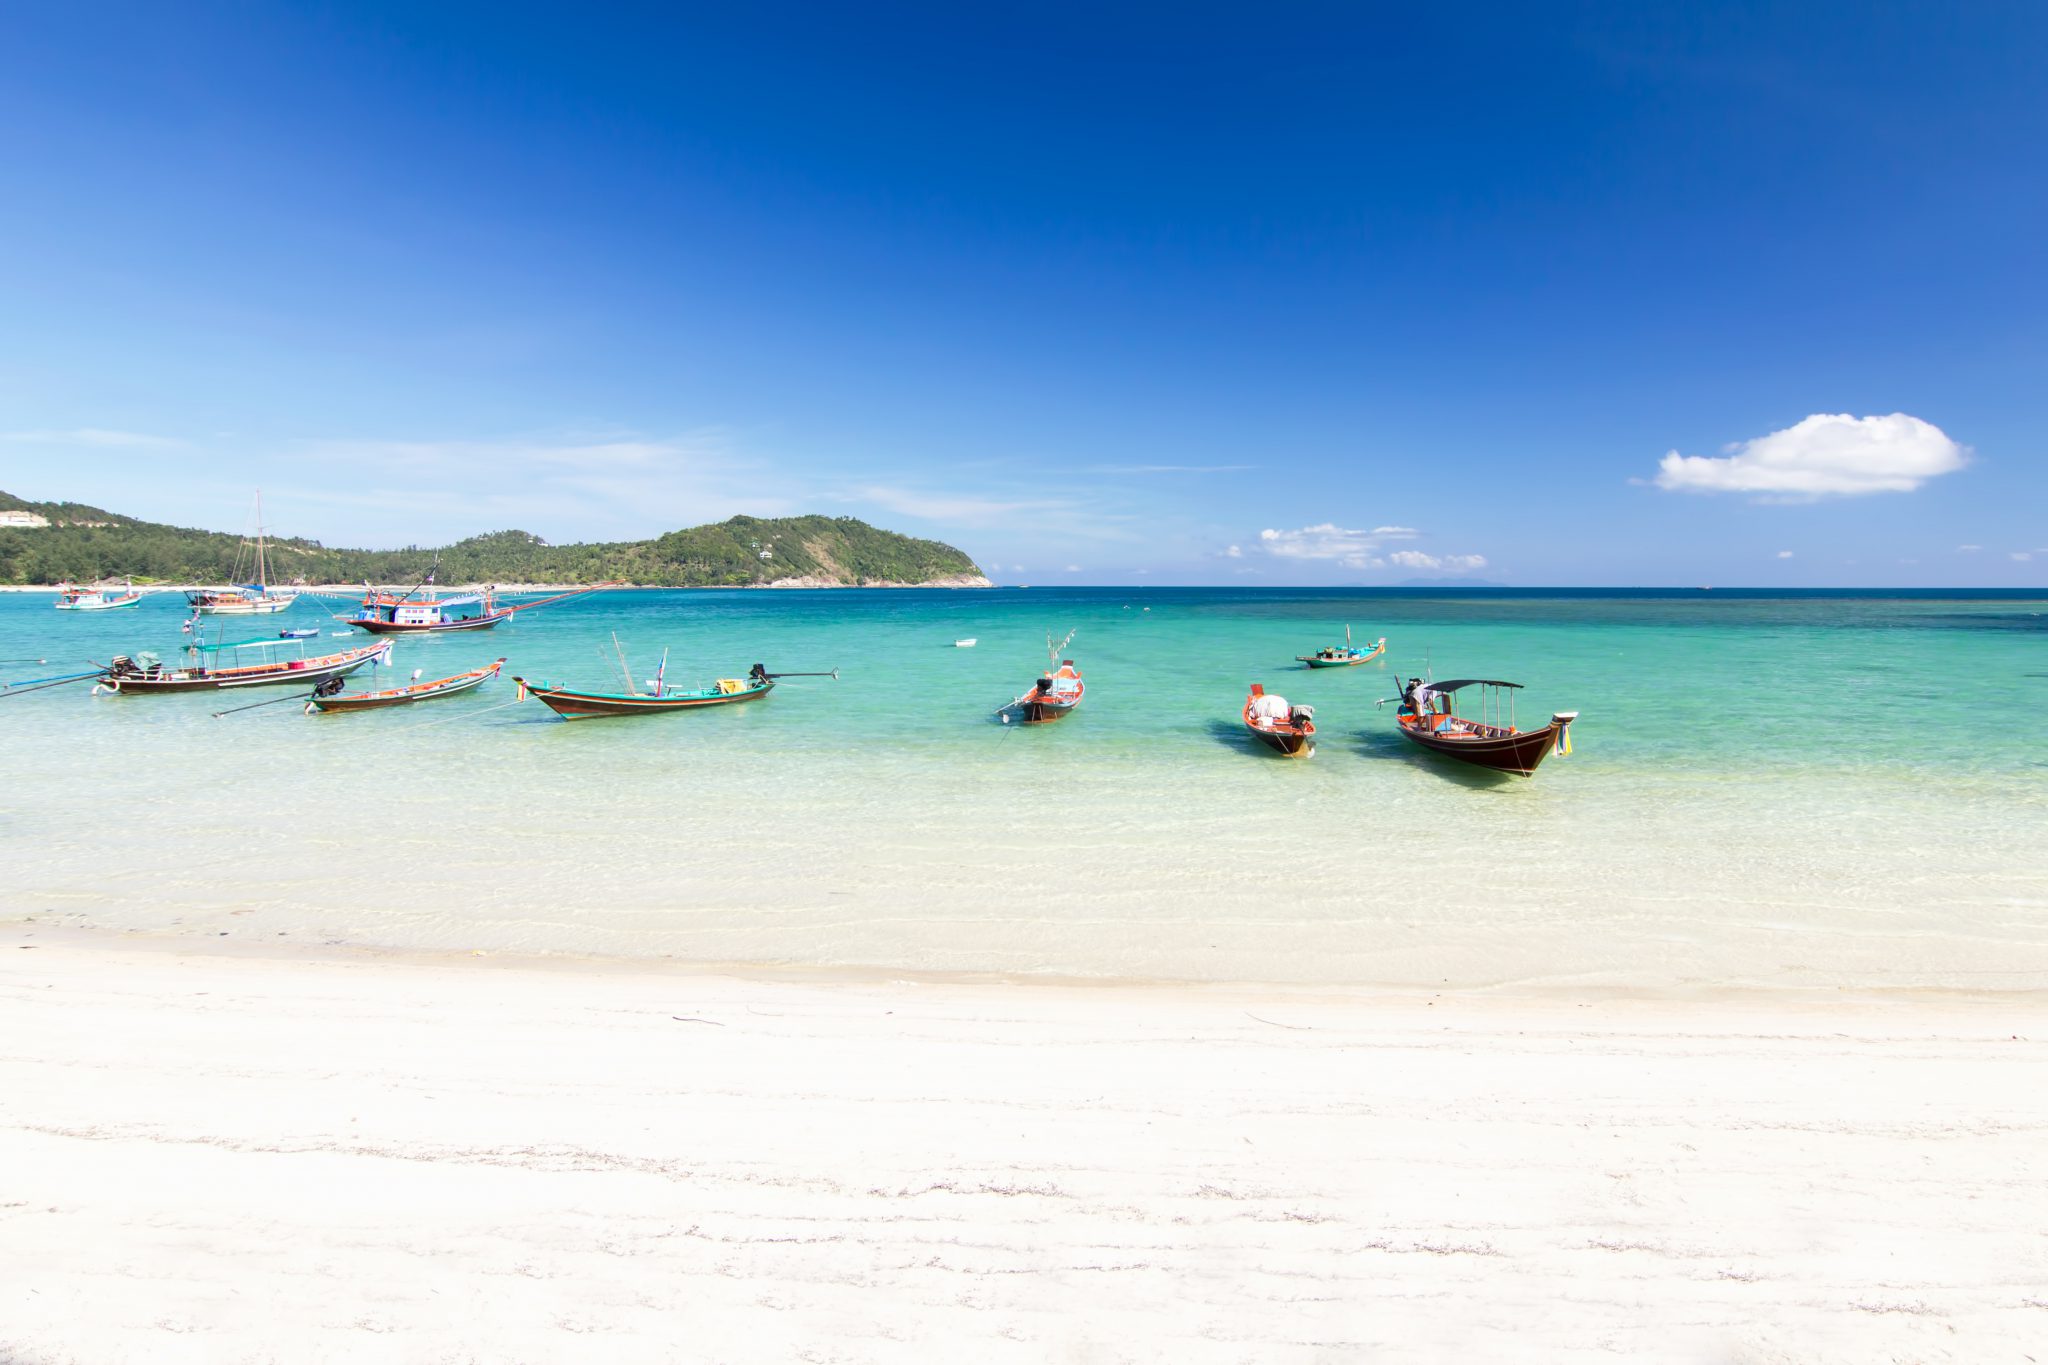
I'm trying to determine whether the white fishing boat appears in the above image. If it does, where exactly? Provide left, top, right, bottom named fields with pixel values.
left=53, top=578, right=143, bottom=611
left=954, top=638, right=977, bottom=647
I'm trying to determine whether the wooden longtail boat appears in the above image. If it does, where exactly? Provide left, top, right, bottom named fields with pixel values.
left=1385, top=677, right=1577, bottom=777
left=514, top=637, right=842, bottom=717
left=999, top=630, right=1083, bottom=725
left=346, top=582, right=613, bottom=634
left=1242, top=683, right=1315, bottom=757
left=93, top=641, right=390, bottom=695
left=1296, top=626, right=1385, bottom=668
left=307, top=658, right=504, bottom=713
left=54, top=579, right=144, bottom=611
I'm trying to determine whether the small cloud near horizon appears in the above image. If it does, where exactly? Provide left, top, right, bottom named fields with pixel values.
left=1649, top=413, right=1965, bottom=500
left=2, top=427, right=186, bottom=449
left=1388, top=549, right=1487, bottom=574
left=1257, top=523, right=1486, bottom=575
left=1777, top=549, right=1795, bottom=559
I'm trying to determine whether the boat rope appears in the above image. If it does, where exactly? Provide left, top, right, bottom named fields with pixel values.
left=0, top=669, right=103, bottom=699
left=397, top=696, right=526, bottom=731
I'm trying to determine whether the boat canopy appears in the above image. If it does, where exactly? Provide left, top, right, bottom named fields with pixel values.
left=1430, top=678, right=1524, bottom=692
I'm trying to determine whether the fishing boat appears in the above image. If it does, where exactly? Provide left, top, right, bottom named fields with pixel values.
left=1383, top=676, right=1577, bottom=776
left=999, top=631, right=1084, bottom=724
left=1296, top=627, right=1385, bottom=668
left=954, top=638, right=977, bottom=648
left=307, top=658, right=504, bottom=713
left=53, top=579, right=143, bottom=611
left=1242, top=683, right=1315, bottom=757
left=345, top=581, right=611, bottom=634
left=186, top=493, right=298, bottom=614
left=93, top=639, right=389, bottom=695
left=515, top=639, right=836, bottom=720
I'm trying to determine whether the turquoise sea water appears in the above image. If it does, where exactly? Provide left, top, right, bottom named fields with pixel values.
left=3, top=586, right=2045, bottom=990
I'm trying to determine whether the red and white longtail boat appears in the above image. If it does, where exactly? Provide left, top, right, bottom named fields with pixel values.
left=999, top=629, right=1083, bottom=725
left=307, top=658, right=504, bottom=713
left=1242, top=683, right=1315, bottom=757
left=94, top=640, right=390, bottom=695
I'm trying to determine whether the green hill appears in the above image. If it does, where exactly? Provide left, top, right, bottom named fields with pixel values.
left=0, top=492, right=988, bottom=588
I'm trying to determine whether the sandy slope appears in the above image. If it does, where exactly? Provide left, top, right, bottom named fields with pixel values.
left=3, top=931, right=2045, bottom=1363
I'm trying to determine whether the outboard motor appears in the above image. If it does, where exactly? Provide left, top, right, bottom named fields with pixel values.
left=1036, top=675, right=1053, bottom=693
left=749, top=663, right=770, bottom=684
left=1289, top=704, right=1314, bottom=728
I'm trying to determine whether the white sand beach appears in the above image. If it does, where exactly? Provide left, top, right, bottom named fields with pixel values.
left=4, top=928, right=2044, bottom=1363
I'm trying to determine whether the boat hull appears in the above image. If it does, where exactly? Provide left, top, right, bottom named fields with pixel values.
left=98, top=647, right=387, bottom=694
left=1398, top=720, right=1560, bottom=776
left=309, top=661, right=503, bottom=712
left=515, top=677, right=774, bottom=719
left=1246, top=723, right=1314, bottom=756
left=189, top=599, right=294, bottom=615
left=55, top=596, right=143, bottom=611
left=1016, top=696, right=1078, bottom=723
left=349, top=611, right=512, bottom=634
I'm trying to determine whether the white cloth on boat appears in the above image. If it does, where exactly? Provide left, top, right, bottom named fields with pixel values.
left=1250, top=693, right=1291, bottom=721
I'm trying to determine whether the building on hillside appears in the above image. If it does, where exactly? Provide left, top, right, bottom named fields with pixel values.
left=0, top=510, right=52, bottom=528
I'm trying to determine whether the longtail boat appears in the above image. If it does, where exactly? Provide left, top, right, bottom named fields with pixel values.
left=1242, top=683, right=1315, bottom=757
left=1383, top=676, right=1577, bottom=777
left=93, top=640, right=390, bottom=695
left=346, top=581, right=614, bottom=634
left=1296, top=626, right=1385, bottom=668
left=53, top=579, right=143, bottom=611
left=999, top=630, right=1083, bottom=724
left=515, top=638, right=837, bottom=719
left=307, top=658, right=504, bottom=714
left=187, top=493, right=298, bottom=614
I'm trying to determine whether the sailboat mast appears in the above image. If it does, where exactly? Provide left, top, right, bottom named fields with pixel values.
left=253, top=491, right=268, bottom=590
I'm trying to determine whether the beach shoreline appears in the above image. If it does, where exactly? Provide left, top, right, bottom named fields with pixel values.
left=5, top=924, right=2044, bottom=1362
left=1, top=577, right=995, bottom=593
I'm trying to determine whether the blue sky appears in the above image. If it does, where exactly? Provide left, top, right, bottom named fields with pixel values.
left=1, top=2, right=2042, bottom=585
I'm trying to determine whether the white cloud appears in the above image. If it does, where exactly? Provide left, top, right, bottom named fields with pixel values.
left=2013, top=552, right=2033, bottom=562
left=1388, top=550, right=1488, bottom=574
left=1224, top=544, right=1242, bottom=558
left=1064, top=564, right=1081, bottom=573
left=273, top=428, right=803, bottom=542
left=848, top=484, right=1072, bottom=526
left=1258, top=523, right=1386, bottom=570
left=1777, top=550, right=1795, bottom=559
left=1651, top=413, right=1966, bottom=500
left=1957, top=544, right=1982, bottom=552
left=2, top=427, right=186, bottom=448
left=1257, top=523, right=1487, bottom=575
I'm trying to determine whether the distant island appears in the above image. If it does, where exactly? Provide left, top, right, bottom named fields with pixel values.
left=0, top=491, right=989, bottom=588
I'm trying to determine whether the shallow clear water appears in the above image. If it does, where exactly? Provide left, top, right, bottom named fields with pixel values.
left=4, top=586, right=2045, bottom=989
